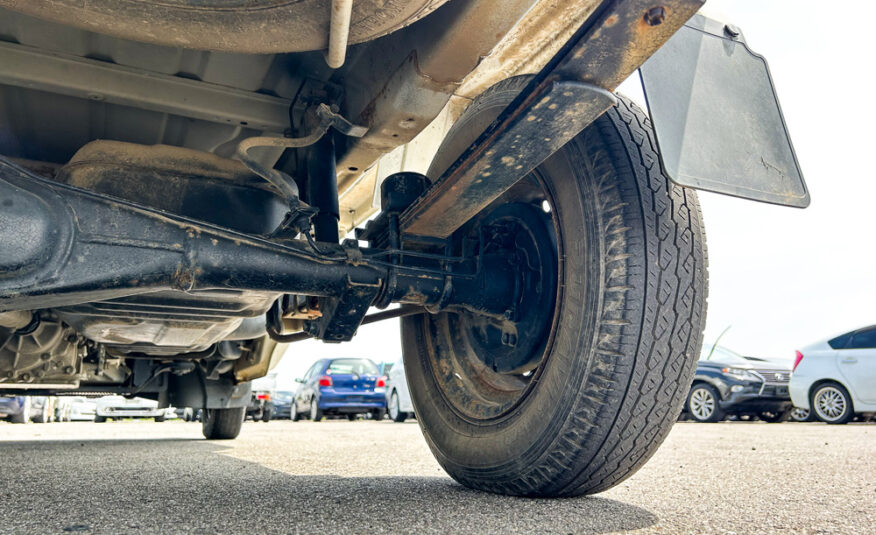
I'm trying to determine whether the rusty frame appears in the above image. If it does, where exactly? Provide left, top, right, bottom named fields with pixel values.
left=399, top=0, right=705, bottom=238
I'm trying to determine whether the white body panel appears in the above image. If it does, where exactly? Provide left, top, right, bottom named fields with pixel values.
left=95, top=396, right=164, bottom=418
left=790, top=333, right=876, bottom=413
left=386, top=357, right=414, bottom=414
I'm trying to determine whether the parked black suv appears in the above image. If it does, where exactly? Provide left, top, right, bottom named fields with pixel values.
left=685, top=346, right=793, bottom=423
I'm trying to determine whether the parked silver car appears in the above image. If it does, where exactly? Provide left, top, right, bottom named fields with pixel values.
left=56, top=397, right=97, bottom=422
left=94, top=396, right=168, bottom=422
left=385, top=357, right=415, bottom=423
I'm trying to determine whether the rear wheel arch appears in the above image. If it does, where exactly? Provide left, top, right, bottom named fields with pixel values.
left=808, top=378, right=853, bottom=405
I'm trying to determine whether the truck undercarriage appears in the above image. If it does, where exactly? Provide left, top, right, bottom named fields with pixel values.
left=0, top=0, right=805, bottom=496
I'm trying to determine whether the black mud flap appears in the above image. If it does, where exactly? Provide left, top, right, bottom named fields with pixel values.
left=639, top=14, right=809, bottom=208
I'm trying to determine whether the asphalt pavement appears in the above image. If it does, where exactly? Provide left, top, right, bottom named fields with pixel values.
left=0, top=419, right=872, bottom=534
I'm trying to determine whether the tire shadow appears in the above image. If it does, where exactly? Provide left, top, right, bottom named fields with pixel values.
left=0, top=438, right=657, bottom=535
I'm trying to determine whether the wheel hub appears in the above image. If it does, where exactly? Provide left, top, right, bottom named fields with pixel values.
left=458, top=203, right=557, bottom=375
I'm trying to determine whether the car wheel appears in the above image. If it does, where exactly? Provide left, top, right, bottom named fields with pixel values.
left=759, top=409, right=791, bottom=423
left=790, top=407, right=815, bottom=422
left=347, top=414, right=357, bottom=421
left=811, top=382, right=854, bottom=424
left=33, top=403, right=51, bottom=424
left=686, top=384, right=724, bottom=423
left=9, top=397, right=31, bottom=424
left=309, top=400, right=323, bottom=422
left=401, top=77, right=708, bottom=497
left=201, top=407, right=245, bottom=439
left=389, top=390, right=407, bottom=423
left=290, top=403, right=300, bottom=422
left=94, top=415, right=107, bottom=423
left=154, top=415, right=166, bottom=422
left=370, top=408, right=385, bottom=421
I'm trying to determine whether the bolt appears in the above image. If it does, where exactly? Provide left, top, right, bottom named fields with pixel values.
left=40, top=352, right=51, bottom=361
left=644, top=6, right=666, bottom=26
left=63, top=366, right=75, bottom=375
left=66, top=334, right=78, bottom=343
left=20, top=373, right=31, bottom=382
left=723, top=24, right=741, bottom=38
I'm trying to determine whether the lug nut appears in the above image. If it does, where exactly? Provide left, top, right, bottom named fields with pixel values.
left=644, top=6, right=666, bottom=26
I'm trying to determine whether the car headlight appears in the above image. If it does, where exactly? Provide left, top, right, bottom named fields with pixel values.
left=722, top=367, right=760, bottom=382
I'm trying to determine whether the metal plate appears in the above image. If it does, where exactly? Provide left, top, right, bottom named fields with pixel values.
left=639, top=14, right=809, bottom=207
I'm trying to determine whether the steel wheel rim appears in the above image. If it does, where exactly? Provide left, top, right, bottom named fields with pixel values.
left=815, top=387, right=846, bottom=421
left=424, top=173, right=562, bottom=423
left=690, top=388, right=715, bottom=420
left=389, top=392, right=399, bottom=420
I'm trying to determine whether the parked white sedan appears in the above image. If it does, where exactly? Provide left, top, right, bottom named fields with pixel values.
left=790, top=326, right=876, bottom=423
left=94, top=396, right=168, bottom=422
left=385, top=357, right=415, bottom=423
left=57, top=397, right=97, bottom=421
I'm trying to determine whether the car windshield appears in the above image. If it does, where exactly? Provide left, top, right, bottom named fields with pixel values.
left=699, top=344, right=749, bottom=365
left=326, top=359, right=379, bottom=375
left=273, top=391, right=294, bottom=401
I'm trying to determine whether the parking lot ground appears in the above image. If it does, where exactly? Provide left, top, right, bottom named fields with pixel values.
left=0, top=419, right=872, bottom=534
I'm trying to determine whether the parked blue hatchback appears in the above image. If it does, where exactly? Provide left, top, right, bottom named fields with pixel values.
left=291, top=358, right=386, bottom=421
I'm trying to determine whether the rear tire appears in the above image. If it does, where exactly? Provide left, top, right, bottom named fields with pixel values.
left=33, top=403, right=51, bottom=424
left=309, top=400, right=323, bottom=422
left=401, top=78, right=708, bottom=497
left=94, top=415, right=107, bottom=423
left=290, top=403, right=300, bottom=421
left=10, top=398, right=30, bottom=424
left=811, top=382, right=854, bottom=424
left=389, top=390, right=407, bottom=423
left=202, top=407, right=245, bottom=439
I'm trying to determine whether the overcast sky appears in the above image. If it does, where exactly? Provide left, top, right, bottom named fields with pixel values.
left=272, top=0, right=873, bottom=385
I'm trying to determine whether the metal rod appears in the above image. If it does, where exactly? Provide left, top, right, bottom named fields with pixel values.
left=306, top=134, right=340, bottom=242
left=267, top=305, right=425, bottom=343
left=325, top=0, right=353, bottom=69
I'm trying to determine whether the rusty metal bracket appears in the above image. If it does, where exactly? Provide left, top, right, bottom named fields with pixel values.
left=400, top=81, right=616, bottom=238
left=399, top=0, right=704, bottom=238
